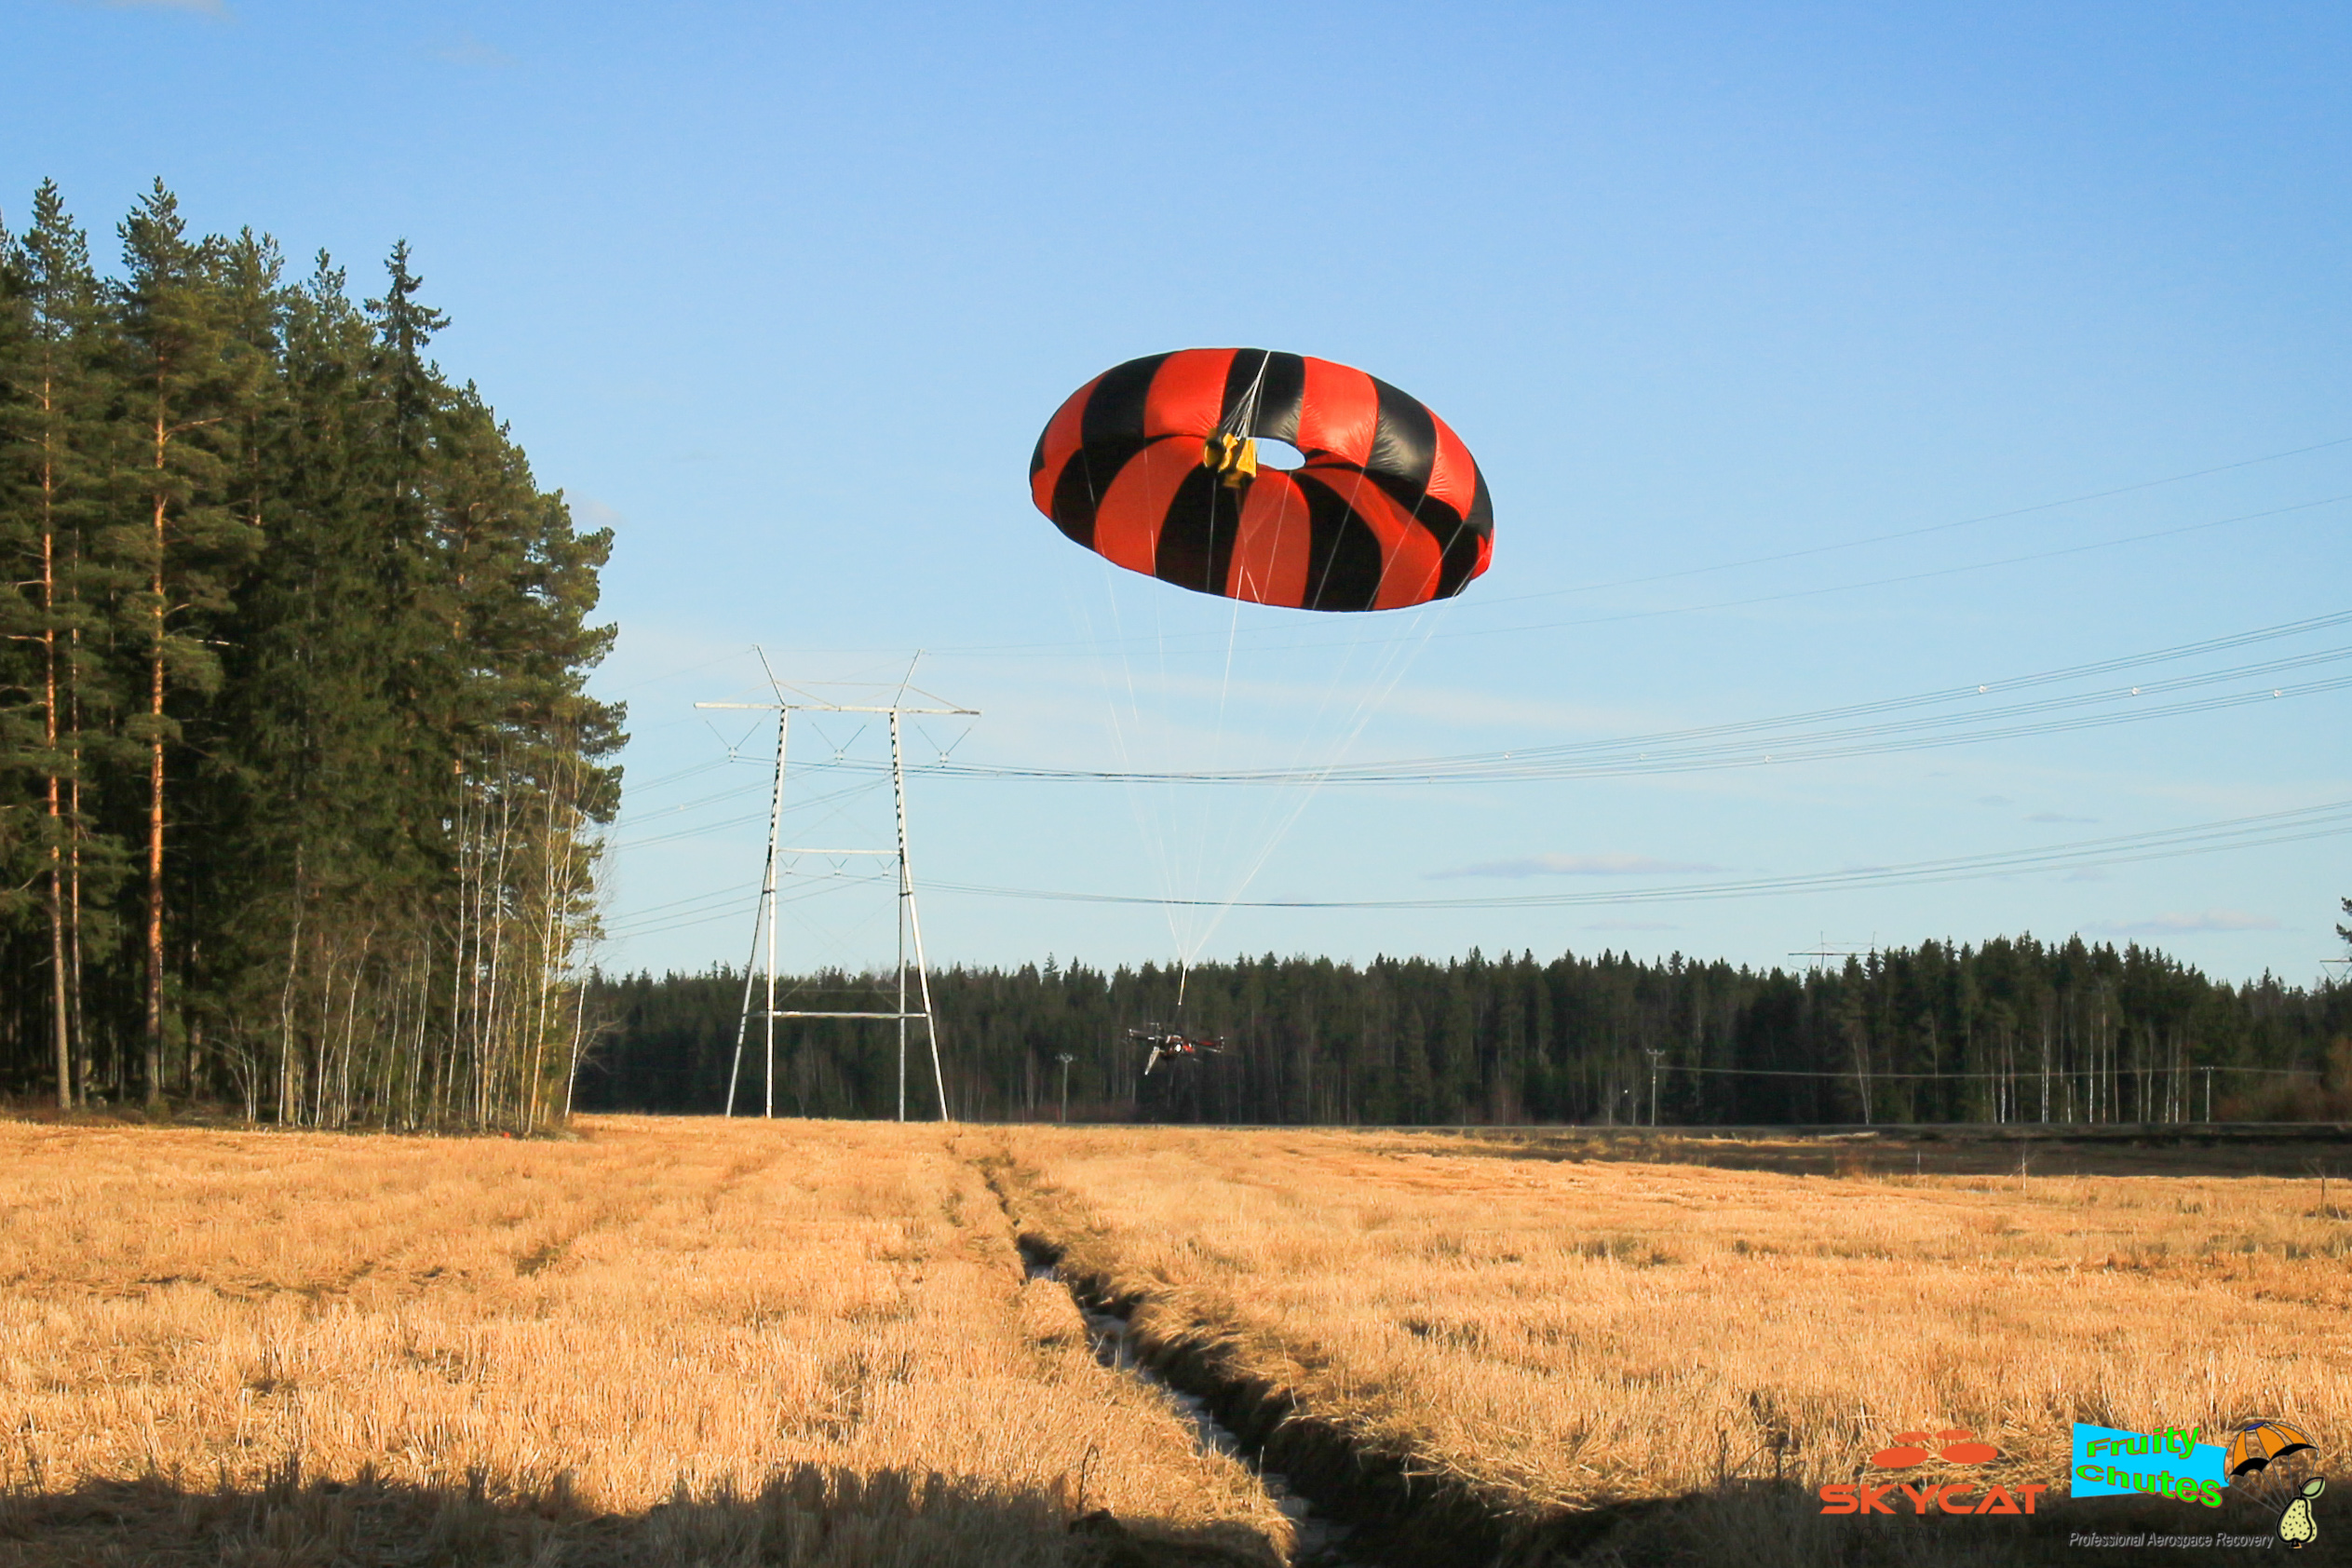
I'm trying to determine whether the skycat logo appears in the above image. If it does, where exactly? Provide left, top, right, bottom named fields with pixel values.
left=1819, top=1428, right=2048, bottom=1516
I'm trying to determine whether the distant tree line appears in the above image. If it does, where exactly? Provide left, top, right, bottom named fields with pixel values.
left=0, top=179, right=621, bottom=1128
left=582, top=932, right=2352, bottom=1126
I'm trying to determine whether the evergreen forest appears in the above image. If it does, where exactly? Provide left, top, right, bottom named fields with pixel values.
left=584, top=931, right=2352, bottom=1127
left=0, top=180, right=622, bottom=1128
left=4, top=181, right=2343, bottom=1140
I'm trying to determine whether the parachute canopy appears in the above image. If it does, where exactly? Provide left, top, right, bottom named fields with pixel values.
left=2226, top=1420, right=2314, bottom=1475
left=1030, top=348, right=1494, bottom=612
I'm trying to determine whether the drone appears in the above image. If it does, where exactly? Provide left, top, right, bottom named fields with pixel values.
left=1127, top=1024, right=1229, bottom=1075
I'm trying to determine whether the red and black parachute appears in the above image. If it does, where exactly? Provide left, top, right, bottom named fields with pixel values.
left=1030, top=349, right=1493, bottom=612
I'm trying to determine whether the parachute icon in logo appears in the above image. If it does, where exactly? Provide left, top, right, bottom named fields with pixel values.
left=1872, top=1428, right=2001, bottom=1468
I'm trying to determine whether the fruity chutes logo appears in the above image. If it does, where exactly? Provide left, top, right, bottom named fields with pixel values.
left=1819, top=1427, right=2048, bottom=1516
left=2073, top=1423, right=2227, bottom=1507
left=2073, top=1417, right=2317, bottom=1508
left=2075, top=1416, right=2324, bottom=1549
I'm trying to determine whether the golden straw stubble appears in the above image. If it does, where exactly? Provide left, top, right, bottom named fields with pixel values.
left=0, top=1117, right=1289, bottom=1566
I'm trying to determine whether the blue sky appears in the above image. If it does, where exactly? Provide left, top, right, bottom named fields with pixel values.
left=10, top=0, right=2349, bottom=983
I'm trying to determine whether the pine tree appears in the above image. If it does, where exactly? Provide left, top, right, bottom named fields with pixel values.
left=218, top=248, right=389, bottom=1119
left=0, top=220, right=43, bottom=939
left=173, top=225, right=289, bottom=1095
left=0, top=182, right=622, bottom=1123
left=2, top=182, right=121, bottom=1106
left=111, top=180, right=262, bottom=1102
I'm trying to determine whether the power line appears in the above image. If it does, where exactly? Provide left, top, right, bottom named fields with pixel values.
left=1467, top=434, right=2352, bottom=610
left=597, top=877, right=760, bottom=924
left=603, top=773, right=892, bottom=850
left=591, top=611, right=2351, bottom=874
left=733, top=433, right=2352, bottom=660
left=602, top=871, right=901, bottom=941
left=856, top=608, right=2352, bottom=787
left=612, top=756, right=736, bottom=797
left=904, top=661, right=2349, bottom=787
left=595, top=610, right=2352, bottom=943
left=1381, top=491, right=2352, bottom=653
left=927, top=797, right=2352, bottom=911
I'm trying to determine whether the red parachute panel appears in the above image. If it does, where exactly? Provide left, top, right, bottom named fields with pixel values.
left=1029, top=348, right=1493, bottom=612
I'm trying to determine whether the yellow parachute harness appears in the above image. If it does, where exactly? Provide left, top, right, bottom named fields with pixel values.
left=1205, top=432, right=1258, bottom=490
left=1207, top=350, right=1277, bottom=489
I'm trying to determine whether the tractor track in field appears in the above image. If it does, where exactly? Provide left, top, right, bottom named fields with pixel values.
left=968, top=1143, right=1644, bottom=1568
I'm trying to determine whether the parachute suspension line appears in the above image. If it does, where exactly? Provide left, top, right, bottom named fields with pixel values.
left=1208, top=349, right=1276, bottom=489
left=1217, top=349, right=1275, bottom=439
left=1174, top=597, right=1453, bottom=966
left=1045, top=346, right=1486, bottom=1019
left=1085, top=581, right=1457, bottom=997
left=1146, top=574, right=1197, bottom=964
left=1084, top=559, right=1192, bottom=966
left=1170, top=592, right=1250, bottom=981
left=1072, top=430, right=1176, bottom=959
left=1171, top=524, right=1288, bottom=980
left=1084, top=554, right=1276, bottom=1009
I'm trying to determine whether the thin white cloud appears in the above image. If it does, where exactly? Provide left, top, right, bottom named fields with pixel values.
left=2028, top=811, right=2098, bottom=824
left=568, top=493, right=625, bottom=532
left=1582, top=919, right=1679, bottom=931
left=432, top=31, right=517, bottom=67
left=2096, top=910, right=2279, bottom=936
left=1428, top=853, right=1725, bottom=881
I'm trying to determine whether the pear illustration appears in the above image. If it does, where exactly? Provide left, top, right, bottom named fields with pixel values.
left=2278, top=1475, right=2325, bottom=1550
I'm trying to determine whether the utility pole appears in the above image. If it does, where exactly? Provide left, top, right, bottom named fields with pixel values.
left=702, top=681, right=977, bottom=1123
left=2203, top=1064, right=2214, bottom=1124
left=1058, top=1052, right=1075, bottom=1122
left=1644, top=1048, right=1663, bottom=1127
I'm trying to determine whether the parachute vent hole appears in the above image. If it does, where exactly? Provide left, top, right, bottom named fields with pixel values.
left=1254, top=438, right=1305, bottom=471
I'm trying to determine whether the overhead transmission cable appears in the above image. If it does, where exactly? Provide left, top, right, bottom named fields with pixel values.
left=748, top=433, right=2352, bottom=660
left=604, top=773, right=891, bottom=851
left=904, top=654, right=2350, bottom=787
left=831, top=608, right=2352, bottom=788
left=1411, top=491, right=2352, bottom=651
left=987, top=487, right=2352, bottom=660
left=1467, top=432, right=2352, bottom=609
left=929, top=796, right=2352, bottom=912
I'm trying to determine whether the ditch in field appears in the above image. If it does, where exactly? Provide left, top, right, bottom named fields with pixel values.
left=1007, top=1230, right=1629, bottom=1568
left=1020, top=1238, right=1360, bottom=1566
left=979, top=1138, right=2341, bottom=1568
left=979, top=1140, right=1613, bottom=1568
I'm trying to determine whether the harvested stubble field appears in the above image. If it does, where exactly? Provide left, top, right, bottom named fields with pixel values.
left=990, top=1125, right=2351, bottom=1564
left=0, top=1116, right=1286, bottom=1567
left=3, top=1115, right=2347, bottom=1566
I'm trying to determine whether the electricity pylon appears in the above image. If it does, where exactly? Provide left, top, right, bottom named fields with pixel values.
left=697, top=684, right=977, bottom=1122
